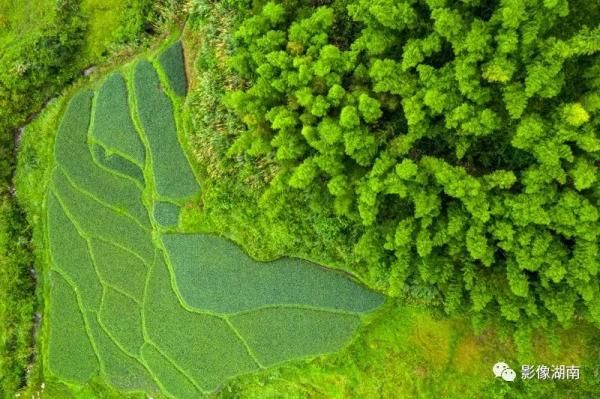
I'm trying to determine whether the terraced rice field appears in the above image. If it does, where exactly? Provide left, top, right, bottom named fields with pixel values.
left=44, top=41, right=384, bottom=397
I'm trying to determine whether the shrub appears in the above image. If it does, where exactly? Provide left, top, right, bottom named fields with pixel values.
left=0, top=199, right=36, bottom=396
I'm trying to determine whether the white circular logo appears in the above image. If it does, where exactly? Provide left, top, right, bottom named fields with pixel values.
left=493, top=362, right=516, bottom=381
left=501, top=368, right=517, bottom=381
left=493, top=362, right=509, bottom=377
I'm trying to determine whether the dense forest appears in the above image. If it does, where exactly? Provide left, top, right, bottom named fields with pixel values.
left=219, top=0, right=600, bottom=335
left=1, top=0, right=600, bottom=397
left=185, top=2, right=600, bottom=394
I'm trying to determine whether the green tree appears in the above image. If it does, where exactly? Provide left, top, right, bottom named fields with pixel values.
left=222, top=0, right=600, bottom=336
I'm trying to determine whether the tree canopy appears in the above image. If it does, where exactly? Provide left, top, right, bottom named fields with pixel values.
left=223, top=0, right=600, bottom=336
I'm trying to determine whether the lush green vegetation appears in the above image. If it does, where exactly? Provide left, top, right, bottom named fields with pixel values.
left=5, top=0, right=600, bottom=397
left=229, top=308, right=361, bottom=367
left=216, top=302, right=600, bottom=399
left=47, top=272, right=99, bottom=383
left=198, top=0, right=600, bottom=344
left=0, top=197, right=36, bottom=396
left=141, top=343, right=200, bottom=399
left=91, top=239, right=148, bottom=302
left=92, top=144, right=146, bottom=186
left=0, top=0, right=160, bottom=164
left=0, top=1, right=83, bottom=391
left=38, top=46, right=382, bottom=398
left=180, top=1, right=600, bottom=397
left=54, top=90, right=150, bottom=226
left=0, top=0, right=83, bottom=152
left=48, top=190, right=103, bottom=311
left=79, top=0, right=154, bottom=61
left=86, top=312, right=158, bottom=394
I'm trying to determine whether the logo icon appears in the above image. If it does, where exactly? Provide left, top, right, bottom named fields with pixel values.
left=493, top=362, right=516, bottom=382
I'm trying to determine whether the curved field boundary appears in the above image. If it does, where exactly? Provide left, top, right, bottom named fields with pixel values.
left=43, top=41, right=384, bottom=397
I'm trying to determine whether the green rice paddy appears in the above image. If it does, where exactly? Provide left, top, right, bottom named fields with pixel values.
left=158, top=41, right=188, bottom=97
left=154, top=201, right=180, bottom=227
left=163, top=234, right=384, bottom=314
left=91, top=72, right=145, bottom=166
left=133, top=59, right=199, bottom=200
left=92, top=144, right=145, bottom=186
left=43, top=41, right=384, bottom=397
left=47, top=273, right=99, bottom=383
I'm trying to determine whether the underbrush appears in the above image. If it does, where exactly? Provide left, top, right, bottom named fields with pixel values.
left=0, top=200, right=36, bottom=397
